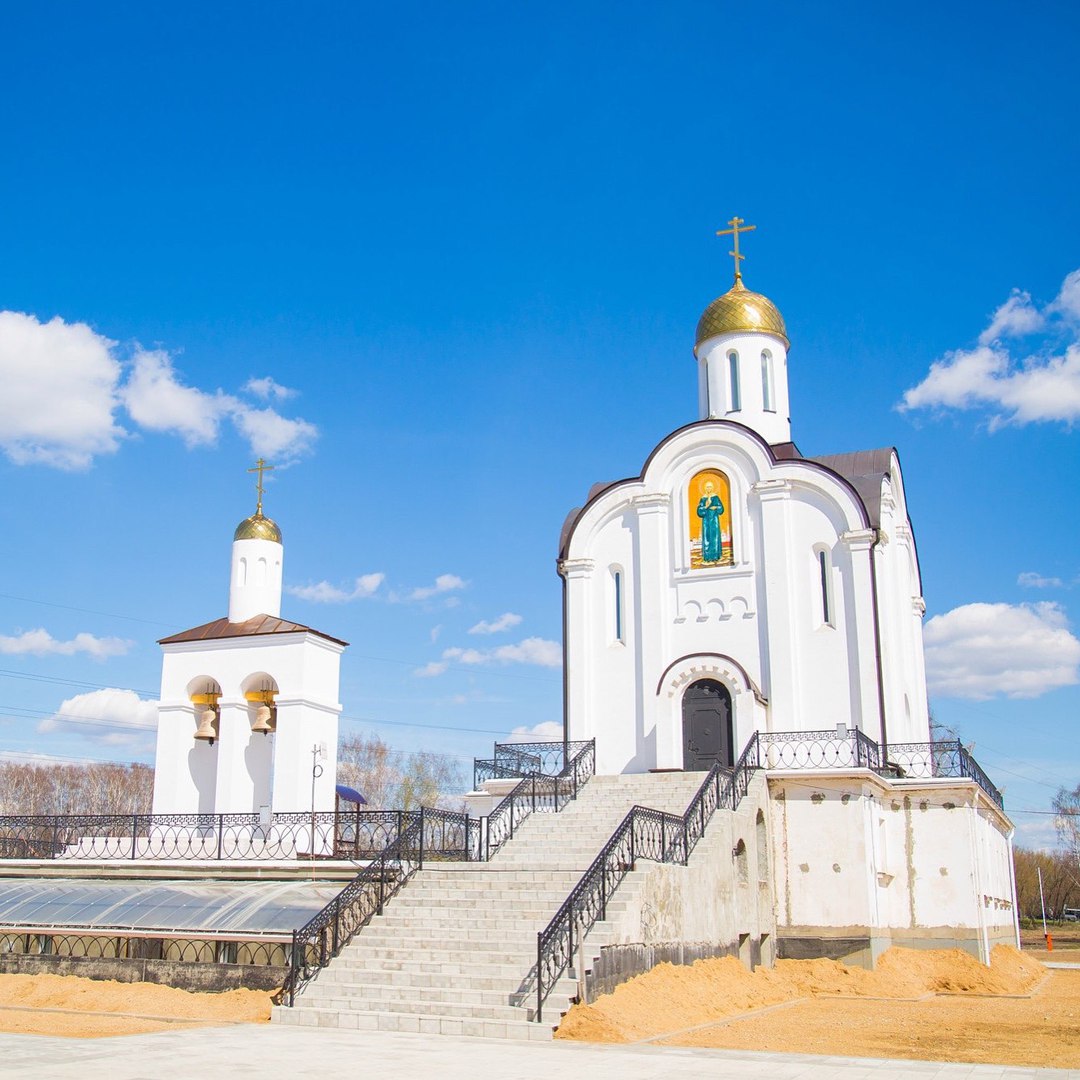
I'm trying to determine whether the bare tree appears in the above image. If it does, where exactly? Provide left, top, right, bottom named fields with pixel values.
left=337, top=734, right=466, bottom=810
left=1014, top=847, right=1080, bottom=920
left=0, top=761, right=153, bottom=816
left=1054, top=784, right=1080, bottom=874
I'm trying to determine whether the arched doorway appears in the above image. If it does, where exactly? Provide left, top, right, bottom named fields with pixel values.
left=681, top=679, right=733, bottom=770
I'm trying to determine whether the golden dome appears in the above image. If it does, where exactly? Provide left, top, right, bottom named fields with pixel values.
left=695, top=279, right=789, bottom=350
left=234, top=512, right=282, bottom=543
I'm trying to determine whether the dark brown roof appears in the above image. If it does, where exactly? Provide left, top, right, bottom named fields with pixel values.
left=159, top=615, right=349, bottom=647
left=809, top=448, right=895, bottom=529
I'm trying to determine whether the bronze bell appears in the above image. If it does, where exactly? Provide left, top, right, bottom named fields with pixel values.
left=251, top=703, right=275, bottom=736
left=194, top=706, right=218, bottom=746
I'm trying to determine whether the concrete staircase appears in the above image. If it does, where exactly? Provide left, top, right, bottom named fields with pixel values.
left=274, top=771, right=708, bottom=1040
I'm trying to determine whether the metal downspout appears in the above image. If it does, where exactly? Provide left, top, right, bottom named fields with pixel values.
left=867, top=530, right=889, bottom=754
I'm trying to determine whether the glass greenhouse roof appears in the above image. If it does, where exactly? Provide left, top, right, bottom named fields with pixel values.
left=0, top=879, right=343, bottom=937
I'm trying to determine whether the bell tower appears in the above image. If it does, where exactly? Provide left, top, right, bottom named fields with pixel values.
left=151, top=464, right=347, bottom=824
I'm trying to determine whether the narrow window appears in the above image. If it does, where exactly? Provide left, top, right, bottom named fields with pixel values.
left=238, top=557, right=247, bottom=586
left=818, top=549, right=832, bottom=625
left=728, top=352, right=741, bottom=411
left=761, top=350, right=774, bottom=411
left=613, top=569, right=624, bottom=643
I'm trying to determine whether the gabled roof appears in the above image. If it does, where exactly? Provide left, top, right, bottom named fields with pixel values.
left=810, top=448, right=895, bottom=530
left=159, top=614, right=348, bottom=647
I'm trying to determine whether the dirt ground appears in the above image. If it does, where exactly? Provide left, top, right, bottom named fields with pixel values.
left=557, top=946, right=1080, bottom=1068
left=0, top=973, right=274, bottom=1039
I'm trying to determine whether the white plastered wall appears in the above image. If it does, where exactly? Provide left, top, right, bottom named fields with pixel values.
left=769, top=772, right=1017, bottom=964
left=152, top=631, right=343, bottom=815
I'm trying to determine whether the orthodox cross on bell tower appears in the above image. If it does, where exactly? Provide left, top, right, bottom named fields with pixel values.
left=247, top=458, right=275, bottom=516
left=716, top=216, right=757, bottom=285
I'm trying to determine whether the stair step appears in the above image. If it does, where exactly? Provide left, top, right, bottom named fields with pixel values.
left=274, top=1005, right=557, bottom=1040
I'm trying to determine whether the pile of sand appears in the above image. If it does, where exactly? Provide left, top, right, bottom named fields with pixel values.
left=0, top=973, right=273, bottom=1038
left=555, top=945, right=1044, bottom=1044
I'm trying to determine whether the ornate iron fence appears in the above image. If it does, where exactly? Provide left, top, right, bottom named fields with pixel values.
left=474, top=739, right=594, bottom=788
left=885, top=739, right=1004, bottom=809
left=0, top=809, right=411, bottom=863
left=754, top=728, right=883, bottom=771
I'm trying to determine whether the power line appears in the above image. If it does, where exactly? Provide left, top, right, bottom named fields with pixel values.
left=0, top=592, right=173, bottom=628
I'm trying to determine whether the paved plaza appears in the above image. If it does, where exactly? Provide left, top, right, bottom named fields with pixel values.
left=0, top=1025, right=1075, bottom=1080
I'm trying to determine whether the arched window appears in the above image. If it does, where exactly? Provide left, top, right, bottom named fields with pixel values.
left=610, top=566, right=625, bottom=644
left=238, top=558, right=247, bottom=587
left=814, top=545, right=834, bottom=627
left=727, top=351, right=741, bottom=412
left=761, top=350, right=774, bottom=412
left=256, top=557, right=267, bottom=586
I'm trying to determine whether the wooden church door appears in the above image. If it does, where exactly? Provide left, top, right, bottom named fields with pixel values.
left=681, top=679, right=733, bottom=770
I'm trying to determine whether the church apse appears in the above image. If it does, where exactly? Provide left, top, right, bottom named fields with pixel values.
left=688, top=468, right=733, bottom=568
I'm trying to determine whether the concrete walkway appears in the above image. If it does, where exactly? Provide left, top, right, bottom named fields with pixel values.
left=0, top=1025, right=1075, bottom=1080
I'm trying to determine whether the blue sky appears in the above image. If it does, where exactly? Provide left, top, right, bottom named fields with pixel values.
left=0, top=2, right=1077, bottom=846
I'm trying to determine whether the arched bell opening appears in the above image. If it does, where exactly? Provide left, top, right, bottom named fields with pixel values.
left=187, top=676, right=223, bottom=747
left=680, top=678, right=734, bottom=770
left=242, top=672, right=279, bottom=736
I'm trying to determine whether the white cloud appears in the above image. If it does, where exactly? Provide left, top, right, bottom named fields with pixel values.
left=0, top=629, right=132, bottom=660
left=122, top=349, right=227, bottom=447
left=1051, top=269, right=1080, bottom=320
left=442, top=636, right=562, bottom=669
left=900, top=268, right=1080, bottom=427
left=231, top=404, right=318, bottom=460
left=124, top=351, right=317, bottom=460
left=287, top=573, right=384, bottom=603
left=469, top=612, right=523, bottom=635
left=505, top=720, right=564, bottom=742
left=0, top=309, right=318, bottom=469
left=38, top=688, right=158, bottom=747
left=408, top=574, right=467, bottom=601
left=1018, top=572, right=1065, bottom=589
left=0, top=311, right=124, bottom=469
left=414, top=661, right=449, bottom=678
left=978, top=290, right=1044, bottom=344
left=430, top=625, right=443, bottom=643
left=415, top=635, right=562, bottom=677
left=924, top=601, right=1080, bottom=700
left=244, top=376, right=297, bottom=401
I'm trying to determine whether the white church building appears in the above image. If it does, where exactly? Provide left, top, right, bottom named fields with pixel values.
left=555, top=222, right=1017, bottom=962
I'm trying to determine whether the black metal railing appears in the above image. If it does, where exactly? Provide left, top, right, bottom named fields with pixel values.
left=754, top=727, right=882, bottom=772
left=884, top=739, right=1004, bottom=809
left=281, top=807, right=476, bottom=1005
left=473, top=739, right=594, bottom=789
left=750, top=731, right=1002, bottom=809
left=483, top=740, right=595, bottom=860
left=0, top=809, right=411, bottom=863
left=534, top=732, right=762, bottom=1023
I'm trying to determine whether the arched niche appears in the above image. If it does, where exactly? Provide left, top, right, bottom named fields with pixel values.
left=688, top=468, right=734, bottom=569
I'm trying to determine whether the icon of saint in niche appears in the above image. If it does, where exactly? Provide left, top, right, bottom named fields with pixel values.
left=697, top=480, right=725, bottom=564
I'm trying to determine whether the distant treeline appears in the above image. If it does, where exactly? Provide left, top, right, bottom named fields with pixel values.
left=1014, top=847, right=1080, bottom=921
left=0, top=761, right=154, bottom=816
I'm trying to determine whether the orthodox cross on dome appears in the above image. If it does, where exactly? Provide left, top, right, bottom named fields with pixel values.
left=715, top=216, right=757, bottom=285
left=247, top=458, right=275, bottom=515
